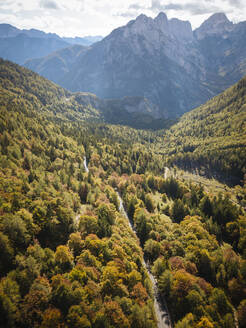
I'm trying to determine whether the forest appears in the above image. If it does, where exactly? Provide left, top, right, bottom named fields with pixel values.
left=0, top=59, right=246, bottom=328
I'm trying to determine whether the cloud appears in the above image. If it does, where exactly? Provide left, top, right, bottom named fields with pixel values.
left=129, top=3, right=144, bottom=10
left=150, top=0, right=222, bottom=15
left=39, top=0, right=59, bottom=10
left=150, top=0, right=164, bottom=11
left=1, top=0, right=246, bottom=37
left=181, top=3, right=222, bottom=15
left=115, top=11, right=138, bottom=18
left=227, top=0, right=243, bottom=8
left=116, top=0, right=222, bottom=20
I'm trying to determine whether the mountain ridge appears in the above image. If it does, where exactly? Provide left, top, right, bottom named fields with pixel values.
left=0, top=22, right=103, bottom=45
left=0, top=23, right=103, bottom=64
left=24, top=12, right=246, bottom=118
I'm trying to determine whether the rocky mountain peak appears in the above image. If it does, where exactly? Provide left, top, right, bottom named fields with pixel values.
left=153, top=12, right=169, bottom=34
left=125, top=13, right=154, bottom=35
left=133, top=13, right=153, bottom=28
left=135, top=13, right=149, bottom=22
left=169, top=18, right=193, bottom=40
left=194, top=12, right=234, bottom=40
left=119, top=12, right=194, bottom=42
left=208, top=12, right=230, bottom=23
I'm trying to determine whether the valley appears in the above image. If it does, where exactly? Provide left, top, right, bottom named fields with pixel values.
left=0, top=5, right=246, bottom=328
left=0, top=58, right=245, bottom=328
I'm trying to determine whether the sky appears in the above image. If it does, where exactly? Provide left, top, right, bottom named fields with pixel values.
left=0, top=0, right=245, bottom=37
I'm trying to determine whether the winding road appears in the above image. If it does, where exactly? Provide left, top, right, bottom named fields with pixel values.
left=117, top=193, right=172, bottom=328
left=83, top=157, right=89, bottom=173
left=82, top=156, right=172, bottom=328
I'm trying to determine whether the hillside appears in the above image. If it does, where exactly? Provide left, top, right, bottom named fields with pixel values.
left=1, top=59, right=173, bottom=130
left=24, top=45, right=88, bottom=83
left=0, top=59, right=102, bottom=123
left=24, top=12, right=246, bottom=118
left=159, top=75, right=246, bottom=184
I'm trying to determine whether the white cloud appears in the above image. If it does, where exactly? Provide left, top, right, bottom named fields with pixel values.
left=40, top=0, right=59, bottom=10
left=0, top=0, right=245, bottom=36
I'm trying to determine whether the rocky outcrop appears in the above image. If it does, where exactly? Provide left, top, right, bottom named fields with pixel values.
left=194, top=13, right=234, bottom=40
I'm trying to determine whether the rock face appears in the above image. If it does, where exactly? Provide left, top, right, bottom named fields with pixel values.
left=194, top=13, right=234, bottom=40
left=73, top=93, right=161, bottom=119
left=25, top=12, right=246, bottom=118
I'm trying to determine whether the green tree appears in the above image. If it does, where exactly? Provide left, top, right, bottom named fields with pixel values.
left=171, top=199, right=188, bottom=223
left=238, top=300, right=246, bottom=328
left=21, top=276, right=51, bottom=328
left=97, top=203, right=115, bottom=238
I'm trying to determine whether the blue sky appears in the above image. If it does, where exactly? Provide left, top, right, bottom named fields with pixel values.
left=0, top=0, right=245, bottom=37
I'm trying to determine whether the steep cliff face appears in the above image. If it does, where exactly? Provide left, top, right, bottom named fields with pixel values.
left=59, top=12, right=206, bottom=117
left=194, top=13, right=234, bottom=40
left=25, top=12, right=246, bottom=118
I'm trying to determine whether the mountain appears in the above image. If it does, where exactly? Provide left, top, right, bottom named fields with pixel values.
left=24, top=12, right=246, bottom=118
left=0, top=23, right=103, bottom=45
left=24, top=45, right=88, bottom=82
left=0, top=58, right=100, bottom=121
left=0, top=33, right=69, bottom=64
left=0, top=23, right=20, bottom=37
left=0, top=23, right=102, bottom=64
left=194, top=12, right=234, bottom=40
left=63, top=35, right=103, bottom=46
left=0, top=23, right=61, bottom=39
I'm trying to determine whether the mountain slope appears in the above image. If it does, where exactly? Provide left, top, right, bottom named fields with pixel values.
left=0, top=58, right=101, bottom=122
left=56, top=12, right=206, bottom=118
left=24, top=12, right=246, bottom=118
left=24, top=45, right=88, bottom=83
left=160, top=75, right=246, bottom=184
left=1, top=58, right=172, bottom=129
left=0, top=33, right=69, bottom=64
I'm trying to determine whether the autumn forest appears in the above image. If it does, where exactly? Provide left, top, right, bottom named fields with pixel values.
left=0, top=57, right=246, bottom=328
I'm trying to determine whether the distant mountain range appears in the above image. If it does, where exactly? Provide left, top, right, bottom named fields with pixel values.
left=24, top=12, right=246, bottom=118
left=0, top=23, right=102, bottom=64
